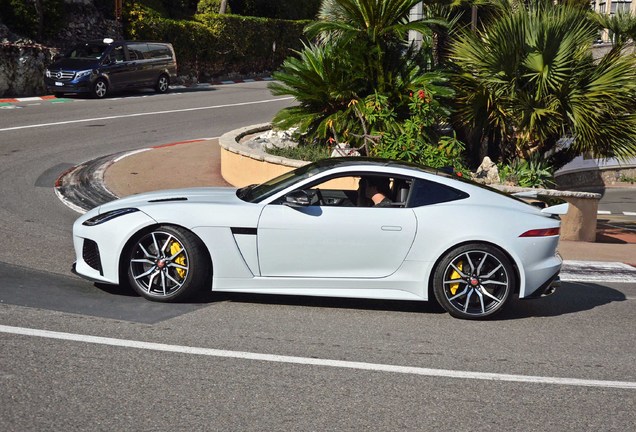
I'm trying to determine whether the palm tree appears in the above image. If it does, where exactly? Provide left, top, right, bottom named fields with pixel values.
left=450, top=0, right=636, bottom=165
left=270, top=0, right=450, bottom=145
left=594, top=10, right=636, bottom=46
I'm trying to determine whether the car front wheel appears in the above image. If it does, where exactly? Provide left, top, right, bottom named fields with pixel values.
left=433, top=243, right=515, bottom=319
left=127, top=225, right=209, bottom=302
left=92, top=78, right=108, bottom=99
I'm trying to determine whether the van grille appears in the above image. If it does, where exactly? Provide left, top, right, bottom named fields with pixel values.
left=50, top=70, right=76, bottom=81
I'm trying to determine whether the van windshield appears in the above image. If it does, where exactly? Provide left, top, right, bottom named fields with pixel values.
left=66, top=43, right=108, bottom=60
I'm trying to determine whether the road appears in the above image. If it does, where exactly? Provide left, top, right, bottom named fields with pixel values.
left=1, top=84, right=635, bottom=431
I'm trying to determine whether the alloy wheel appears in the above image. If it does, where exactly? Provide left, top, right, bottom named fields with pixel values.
left=129, top=230, right=190, bottom=298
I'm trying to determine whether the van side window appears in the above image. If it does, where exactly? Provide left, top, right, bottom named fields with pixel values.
left=127, top=43, right=149, bottom=60
left=148, top=43, right=172, bottom=59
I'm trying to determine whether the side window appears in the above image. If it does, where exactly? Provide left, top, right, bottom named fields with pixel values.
left=408, top=179, right=469, bottom=207
left=126, top=43, right=149, bottom=60
left=110, top=45, right=125, bottom=63
left=280, top=174, right=413, bottom=208
left=148, top=43, right=172, bottom=59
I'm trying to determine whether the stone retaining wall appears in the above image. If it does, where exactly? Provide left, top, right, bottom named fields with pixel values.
left=219, top=124, right=601, bottom=242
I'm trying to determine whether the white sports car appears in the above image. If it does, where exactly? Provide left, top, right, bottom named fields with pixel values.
left=72, top=158, right=566, bottom=319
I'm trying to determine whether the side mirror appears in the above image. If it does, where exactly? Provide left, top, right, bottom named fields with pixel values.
left=284, top=190, right=311, bottom=207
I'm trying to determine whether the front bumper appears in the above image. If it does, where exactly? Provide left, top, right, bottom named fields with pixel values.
left=44, top=77, right=92, bottom=93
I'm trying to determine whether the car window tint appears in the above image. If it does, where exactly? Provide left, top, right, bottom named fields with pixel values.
left=68, top=43, right=108, bottom=59
left=408, top=179, right=469, bottom=207
left=127, top=43, right=149, bottom=60
left=148, top=43, right=172, bottom=59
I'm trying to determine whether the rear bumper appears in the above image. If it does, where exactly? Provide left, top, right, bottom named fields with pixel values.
left=523, top=272, right=560, bottom=299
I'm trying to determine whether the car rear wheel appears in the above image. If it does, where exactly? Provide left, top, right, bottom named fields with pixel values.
left=155, top=74, right=170, bottom=93
left=53, top=92, right=65, bottom=98
left=127, top=225, right=209, bottom=302
left=433, top=243, right=515, bottom=319
left=92, top=78, right=108, bottom=99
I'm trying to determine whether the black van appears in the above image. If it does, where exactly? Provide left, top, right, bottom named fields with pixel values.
left=45, top=38, right=178, bottom=98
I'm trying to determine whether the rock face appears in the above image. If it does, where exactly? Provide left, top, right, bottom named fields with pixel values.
left=0, top=0, right=121, bottom=98
left=0, top=43, right=56, bottom=97
left=474, top=156, right=500, bottom=184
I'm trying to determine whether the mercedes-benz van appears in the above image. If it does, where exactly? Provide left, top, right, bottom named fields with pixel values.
left=45, top=38, right=177, bottom=98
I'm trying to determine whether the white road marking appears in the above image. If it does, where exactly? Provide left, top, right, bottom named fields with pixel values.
left=561, top=260, right=636, bottom=283
left=597, top=210, right=611, bottom=215
left=1, top=325, right=634, bottom=390
left=624, top=212, right=636, bottom=216
left=0, top=97, right=294, bottom=132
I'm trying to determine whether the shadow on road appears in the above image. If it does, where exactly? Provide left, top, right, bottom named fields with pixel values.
left=497, top=282, right=626, bottom=320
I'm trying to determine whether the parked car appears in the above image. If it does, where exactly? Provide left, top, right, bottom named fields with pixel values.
left=72, top=158, right=567, bottom=319
left=45, top=38, right=177, bottom=98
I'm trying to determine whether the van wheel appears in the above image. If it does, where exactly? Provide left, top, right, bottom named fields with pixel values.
left=93, top=78, right=108, bottom=99
left=155, top=74, right=170, bottom=94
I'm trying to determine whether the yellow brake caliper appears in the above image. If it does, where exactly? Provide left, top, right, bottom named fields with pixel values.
left=449, top=261, right=463, bottom=295
left=170, top=241, right=186, bottom=279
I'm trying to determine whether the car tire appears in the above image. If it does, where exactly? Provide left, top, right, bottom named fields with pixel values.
left=53, top=92, right=65, bottom=98
left=126, top=225, right=210, bottom=302
left=433, top=243, right=515, bottom=319
left=92, top=78, right=108, bottom=99
left=155, top=74, right=170, bottom=94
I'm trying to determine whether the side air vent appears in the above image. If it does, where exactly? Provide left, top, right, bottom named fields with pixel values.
left=82, top=239, right=103, bottom=275
left=148, top=197, right=188, bottom=203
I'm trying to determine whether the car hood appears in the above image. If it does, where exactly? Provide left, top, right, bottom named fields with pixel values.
left=97, top=187, right=240, bottom=214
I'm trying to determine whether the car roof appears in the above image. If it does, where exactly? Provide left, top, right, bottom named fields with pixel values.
left=309, top=157, right=453, bottom=177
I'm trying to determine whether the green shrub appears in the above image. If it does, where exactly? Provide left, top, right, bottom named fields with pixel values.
left=498, top=156, right=555, bottom=188
left=197, top=0, right=229, bottom=14
left=124, top=6, right=308, bottom=78
left=229, top=0, right=320, bottom=20
left=0, top=0, right=64, bottom=41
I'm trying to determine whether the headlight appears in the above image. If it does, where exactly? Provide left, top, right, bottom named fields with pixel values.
left=82, top=208, right=139, bottom=226
left=75, top=69, right=93, bottom=79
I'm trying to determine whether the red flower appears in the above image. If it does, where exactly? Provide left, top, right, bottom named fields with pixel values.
left=418, top=89, right=426, bottom=100
left=456, top=172, right=463, bottom=177
left=328, top=137, right=335, bottom=144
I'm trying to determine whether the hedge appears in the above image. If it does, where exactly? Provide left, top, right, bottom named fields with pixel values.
left=125, top=7, right=309, bottom=80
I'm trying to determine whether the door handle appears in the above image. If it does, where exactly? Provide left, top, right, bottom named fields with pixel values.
left=381, top=226, right=402, bottom=231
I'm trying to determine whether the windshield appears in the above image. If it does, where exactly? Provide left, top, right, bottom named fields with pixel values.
left=237, top=163, right=324, bottom=203
left=66, top=43, right=108, bottom=60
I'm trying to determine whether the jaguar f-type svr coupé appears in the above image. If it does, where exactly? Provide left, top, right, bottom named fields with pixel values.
left=73, top=158, right=566, bottom=319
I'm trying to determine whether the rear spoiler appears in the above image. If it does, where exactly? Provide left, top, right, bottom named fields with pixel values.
left=541, top=203, right=568, bottom=215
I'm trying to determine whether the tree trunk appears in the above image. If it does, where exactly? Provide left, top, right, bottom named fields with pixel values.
left=33, top=0, right=44, bottom=41
left=219, top=0, right=228, bottom=14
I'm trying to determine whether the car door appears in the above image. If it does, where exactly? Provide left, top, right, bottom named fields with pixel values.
left=257, top=191, right=417, bottom=279
left=102, top=43, right=128, bottom=89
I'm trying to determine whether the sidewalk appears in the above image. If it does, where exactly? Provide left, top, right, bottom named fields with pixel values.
left=102, top=138, right=636, bottom=265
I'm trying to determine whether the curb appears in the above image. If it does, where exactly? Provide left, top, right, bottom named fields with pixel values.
left=55, top=139, right=210, bottom=213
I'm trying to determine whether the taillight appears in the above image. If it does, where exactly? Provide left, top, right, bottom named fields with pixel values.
left=519, top=228, right=560, bottom=237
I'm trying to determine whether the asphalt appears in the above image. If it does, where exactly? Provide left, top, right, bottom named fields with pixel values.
left=67, top=138, right=636, bottom=266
